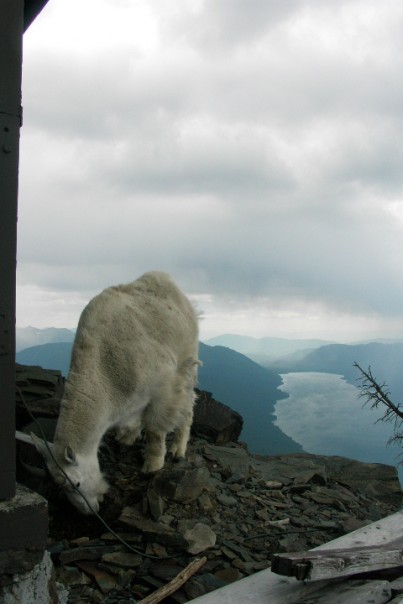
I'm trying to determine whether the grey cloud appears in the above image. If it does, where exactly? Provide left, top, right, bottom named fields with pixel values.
left=164, top=0, right=312, bottom=52
left=19, top=178, right=403, bottom=318
left=17, top=0, right=403, bottom=337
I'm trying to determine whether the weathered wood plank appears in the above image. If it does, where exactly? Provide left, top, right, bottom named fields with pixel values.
left=188, top=571, right=394, bottom=604
left=272, top=545, right=403, bottom=581
left=295, top=579, right=391, bottom=604
left=189, top=512, right=403, bottom=603
left=390, top=575, right=403, bottom=593
left=314, top=511, right=403, bottom=552
left=272, top=511, right=403, bottom=581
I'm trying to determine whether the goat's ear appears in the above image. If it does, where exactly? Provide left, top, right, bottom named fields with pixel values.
left=30, top=432, right=53, bottom=461
left=64, top=445, right=77, bottom=464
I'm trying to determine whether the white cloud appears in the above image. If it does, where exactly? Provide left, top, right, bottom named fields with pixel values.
left=17, top=0, right=403, bottom=341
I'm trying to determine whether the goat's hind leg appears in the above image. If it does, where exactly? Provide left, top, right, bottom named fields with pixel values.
left=169, top=359, right=198, bottom=461
left=169, top=412, right=192, bottom=460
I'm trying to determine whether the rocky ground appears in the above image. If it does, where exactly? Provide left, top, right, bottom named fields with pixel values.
left=17, top=431, right=401, bottom=603
left=15, top=365, right=402, bottom=603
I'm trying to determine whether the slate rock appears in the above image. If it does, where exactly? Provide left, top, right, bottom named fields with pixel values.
left=214, top=567, right=243, bottom=583
left=15, top=364, right=64, bottom=424
left=264, top=481, right=283, bottom=489
left=152, top=467, right=210, bottom=503
left=147, top=487, right=164, bottom=521
left=189, top=572, right=227, bottom=594
left=74, top=560, right=118, bottom=594
left=56, top=565, right=91, bottom=587
left=255, top=508, right=269, bottom=521
left=182, top=522, right=217, bottom=554
left=59, top=545, right=118, bottom=565
left=192, top=390, right=243, bottom=444
left=119, top=507, right=188, bottom=548
left=220, top=540, right=254, bottom=563
left=150, top=561, right=186, bottom=581
left=203, top=444, right=252, bottom=480
left=216, top=493, right=237, bottom=507
left=101, top=551, right=143, bottom=568
left=198, top=493, right=215, bottom=514
left=293, top=469, right=327, bottom=486
left=342, top=517, right=370, bottom=533
left=183, top=578, right=209, bottom=600
left=254, top=453, right=402, bottom=507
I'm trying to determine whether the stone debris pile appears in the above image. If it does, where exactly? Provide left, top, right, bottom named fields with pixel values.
left=22, top=432, right=401, bottom=603
left=14, top=365, right=402, bottom=603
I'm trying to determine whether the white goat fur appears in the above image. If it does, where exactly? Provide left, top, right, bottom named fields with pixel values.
left=33, top=271, right=200, bottom=514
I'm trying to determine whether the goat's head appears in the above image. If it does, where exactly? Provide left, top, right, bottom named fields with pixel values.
left=30, top=433, right=109, bottom=515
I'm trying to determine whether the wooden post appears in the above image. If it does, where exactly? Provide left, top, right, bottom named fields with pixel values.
left=0, top=0, right=25, bottom=500
left=0, top=0, right=50, bottom=501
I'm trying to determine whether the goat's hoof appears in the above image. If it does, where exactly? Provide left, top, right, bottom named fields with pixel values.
left=169, top=445, right=186, bottom=460
left=141, top=460, right=164, bottom=475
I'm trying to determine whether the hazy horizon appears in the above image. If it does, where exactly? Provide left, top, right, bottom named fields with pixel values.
left=16, top=324, right=403, bottom=347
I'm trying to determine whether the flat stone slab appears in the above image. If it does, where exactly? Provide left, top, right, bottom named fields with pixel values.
left=253, top=453, right=401, bottom=507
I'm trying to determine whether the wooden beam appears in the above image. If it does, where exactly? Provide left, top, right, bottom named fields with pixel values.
left=272, top=511, right=403, bottom=581
left=0, top=0, right=50, bottom=502
left=272, top=544, right=403, bottom=581
left=24, top=0, right=50, bottom=31
left=0, top=0, right=24, bottom=501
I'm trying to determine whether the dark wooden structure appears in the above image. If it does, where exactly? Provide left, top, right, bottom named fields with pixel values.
left=0, top=0, right=50, bottom=500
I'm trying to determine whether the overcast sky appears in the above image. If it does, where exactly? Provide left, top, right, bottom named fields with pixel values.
left=17, top=0, right=403, bottom=342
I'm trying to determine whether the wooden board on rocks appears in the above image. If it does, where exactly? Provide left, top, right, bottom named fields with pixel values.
left=272, top=544, right=403, bottom=581
left=188, top=571, right=393, bottom=604
left=272, top=510, right=403, bottom=581
left=286, top=579, right=392, bottom=604
left=189, top=511, right=403, bottom=604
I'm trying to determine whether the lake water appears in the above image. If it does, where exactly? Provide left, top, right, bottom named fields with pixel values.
left=274, top=372, right=403, bottom=478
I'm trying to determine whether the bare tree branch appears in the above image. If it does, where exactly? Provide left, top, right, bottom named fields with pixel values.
left=138, top=557, right=207, bottom=604
left=354, top=362, right=403, bottom=450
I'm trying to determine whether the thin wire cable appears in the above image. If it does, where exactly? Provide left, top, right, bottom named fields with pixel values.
left=16, top=384, right=176, bottom=560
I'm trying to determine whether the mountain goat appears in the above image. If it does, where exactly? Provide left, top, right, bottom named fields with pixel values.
left=32, top=271, right=200, bottom=514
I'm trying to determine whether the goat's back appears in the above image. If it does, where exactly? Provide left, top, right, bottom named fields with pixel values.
left=68, top=271, right=199, bottom=397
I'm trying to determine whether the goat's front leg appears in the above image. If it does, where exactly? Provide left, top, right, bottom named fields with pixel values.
left=142, top=431, right=166, bottom=474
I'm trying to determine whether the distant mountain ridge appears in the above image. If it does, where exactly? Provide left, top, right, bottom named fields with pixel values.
left=270, top=341, right=403, bottom=401
left=198, top=343, right=303, bottom=455
left=17, top=329, right=403, bottom=459
left=16, top=342, right=73, bottom=376
left=204, top=333, right=334, bottom=363
left=15, top=334, right=304, bottom=456
left=16, top=326, right=75, bottom=353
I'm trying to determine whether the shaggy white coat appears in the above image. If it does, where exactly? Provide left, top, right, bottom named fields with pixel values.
left=33, top=271, right=199, bottom=514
